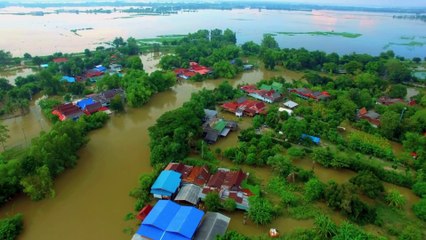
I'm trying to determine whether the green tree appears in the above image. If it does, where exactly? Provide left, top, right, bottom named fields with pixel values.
left=344, top=61, right=363, bottom=74
left=248, top=196, right=274, bottom=225
left=159, top=55, right=182, bottom=70
left=314, top=214, right=337, bottom=240
left=112, top=37, right=125, bottom=48
left=20, top=165, right=55, bottom=201
left=109, top=95, right=124, bottom=112
left=386, top=189, right=406, bottom=209
left=241, top=41, right=260, bottom=56
left=0, top=214, right=24, bottom=240
left=385, top=59, right=411, bottom=83
left=389, top=84, right=408, bottom=98
left=380, top=111, right=400, bottom=139
left=413, top=199, right=426, bottom=221
left=213, top=60, right=237, bottom=79
left=267, top=154, right=293, bottom=177
left=126, top=56, right=143, bottom=70
left=349, top=171, right=384, bottom=198
left=261, top=34, right=279, bottom=49
left=0, top=123, right=10, bottom=151
left=305, top=178, right=325, bottom=202
left=323, top=62, right=338, bottom=74
left=216, top=231, right=249, bottom=240
left=333, top=222, right=371, bottom=240
left=205, top=192, right=221, bottom=212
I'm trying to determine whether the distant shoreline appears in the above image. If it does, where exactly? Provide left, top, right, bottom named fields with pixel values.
left=0, top=1, right=425, bottom=15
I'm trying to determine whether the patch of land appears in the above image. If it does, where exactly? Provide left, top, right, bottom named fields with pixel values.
left=276, top=31, right=362, bottom=38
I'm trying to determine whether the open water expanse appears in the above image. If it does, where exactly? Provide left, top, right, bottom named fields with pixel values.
left=0, top=7, right=425, bottom=57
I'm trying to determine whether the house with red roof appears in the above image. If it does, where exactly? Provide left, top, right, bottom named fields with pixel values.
left=51, top=103, right=84, bottom=121
left=53, top=57, right=68, bottom=63
left=290, top=88, right=330, bottom=101
left=183, top=166, right=211, bottom=186
left=357, top=107, right=381, bottom=127
left=241, top=84, right=283, bottom=103
left=377, top=97, right=405, bottom=106
left=200, top=168, right=251, bottom=210
left=174, top=62, right=212, bottom=79
left=165, top=162, right=194, bottom=179
left=221, top=97, right=267, bottom=117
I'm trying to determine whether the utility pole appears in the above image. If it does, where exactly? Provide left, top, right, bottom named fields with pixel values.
left=399, top=107, right=407, bottom=123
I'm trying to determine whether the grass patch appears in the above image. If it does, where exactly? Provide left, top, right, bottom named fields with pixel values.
left=288, top=203, right=321, bottom=220
left=384, top=41, right=426, bottom=49
left=276, top=31, right=362, bottom=38
left=136, top=35, right=186, bottom=44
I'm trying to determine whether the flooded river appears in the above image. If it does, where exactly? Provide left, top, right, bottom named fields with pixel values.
left=1, top=8, right=426, bottom=58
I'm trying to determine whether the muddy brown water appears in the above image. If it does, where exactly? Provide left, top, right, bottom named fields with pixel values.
left=0, top=61, right=420, bottom=239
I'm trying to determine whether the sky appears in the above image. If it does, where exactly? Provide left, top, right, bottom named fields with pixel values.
left=0, top=0, right=424, bottom=8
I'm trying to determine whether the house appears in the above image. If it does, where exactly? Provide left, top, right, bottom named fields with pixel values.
left=136, top=205, right=153, bottom=221
left=95, top=65, right=107, bottom=72
left=83, top=102, right=105, bottom=115
left=88, top=88, right=125, bottom=106
left=301, top=134, right=321, bottom=145
left=377, top=97, right=405, bottom=106
left=201, top=168, right=250, bottom=210
left=51, top=103, right=84, bottom=121
left=203, top=117, right=238, bottom=144
left=283, top=100, right=299, bottom=109
left=290, top=88, right=330, bottom=101
left=53, top=57, right=68, bottom=63
left=174, top=184, right=202, bottom=206
left=165, top=162, right=194, bottom=179
left=61, top=76, right=76, bottom=83
left=84, top=69, right=104, bottom=79
left=150, top=170, right=182, bottom=199
left=204, top=109, right=218, bottom=122
left=193, top=212, right=231, bottom=240
left=221, top=98, right=267, bottom=117
left=248, top=90, right=282, bottom=103
left=109, top=64, right=122, bottom=73
left=174, top=62, right=212, bottom=79
left=279, top=107, right=293, bottom=116
left=40, top=64, right=49, bottom=68
left=183, top=166, right=211, bottom=186
left=243, top=64, right=254, bottom=70
left=357, top=107, right=381, bottom=127
left=133, top=200, right=204, bottom=240
left=76, top=98, right=95, bottom=110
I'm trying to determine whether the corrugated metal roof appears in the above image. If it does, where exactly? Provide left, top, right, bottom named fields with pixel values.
left=214, top=120, right=227, bottom=132
left=76, top=98, right=95, bottom=110
left=283, top=100, right=298, bottom=109
left=151, top=170, right=181, bottom=197
left=165, top=206, right=204, bottom=239
left=193, top=212, right=231, bottom=240
left=175, top=184, right=201, bottom=205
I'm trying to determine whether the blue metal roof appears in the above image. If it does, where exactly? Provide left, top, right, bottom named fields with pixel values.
left=151, top=170, right=181, bottom=197
left=136, top=200, right=204, bottom=240
left=165, top=206, right=204, bottom=239
left=301, top=134, right=321, bottom=144
left=95, top=65, right=107, bottom=72
left=76, top=98, right=95, bottom=110
left=61, top=76, right=76, bottom=83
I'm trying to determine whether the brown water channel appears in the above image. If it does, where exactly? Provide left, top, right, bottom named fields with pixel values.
left=0, top=61, right=420, bottom=239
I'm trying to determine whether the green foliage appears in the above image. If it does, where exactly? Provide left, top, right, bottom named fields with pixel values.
left=0, top=123, right=10, bottom=150
left=385, top=59, right=411, bottom=83
left=129, top=167, right=160, bottom=211
left=398, top=225, right=423, bottom=240
left=389, top=84, right=408, bottom=98
left=109, top=95, right=124, bottom=112
left=248, top=196, right=274, bottom=225
left=213, top=60, right=238, bottom=79
left=287, top=147, right=305, bottom=159
left=380, top=110, right=400, bottom=139
left=159, top=55, right=182, bottom=70
left=333, top=222, right=375, bottom=240
left=222, top=198, right=237, bottom=212
left=413, top=199, right=426, bottom=221
left=78, top=112, right=110, bottom=132
left=385, top=189, right=406, bottom=209
left=125, top=55, right=143, bottom=70
left=350, top=171, right=384, bottom=198
left=413, top=182, right=426, bottom=197
left=0, top=214, right=24, bottom=240
left=268, top=177, right=299, bottom=206
left=304, top=178, right=325, bottom=202
left=267, top=154, right=293, bottom=176
left=348, top=131, right=394, bottom=160
left=205, top=192, right=221, bottom=212
left=314, top=214, right=337, bottom=240
left=20, top=165, right=55, bottom=201
left=216, top=231, right=250, bottom=240
left=38, top=98, right=62, bottom=122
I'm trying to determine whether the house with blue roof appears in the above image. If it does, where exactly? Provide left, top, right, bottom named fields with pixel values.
left=76, top=98, right=95, bottom=110
left=95, top=65, right=107, bottom=72
left=301, top=134, right=321, bottom=145
left=151, top=170, right=181, bottom=199
left=61, top=76, right=76, bottom=83
left=134, top=200, right=204, bottom=240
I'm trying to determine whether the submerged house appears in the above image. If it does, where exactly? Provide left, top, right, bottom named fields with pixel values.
left=150, top=170, right=182, bottom=199
left=377, top=97, right=406, bottom=106
left=221, top=97, right=267, bottom=117
left=357, top=107, right=381, bottom=127
left=88, top=88, right=125, bottom=106
left=289, top=88, right=330, bottom=101
left=203, top=118, right=238, bottom=144
left=51, top=103, right=84, bottom=121
left=183, top=166, right=211, bottom=186
left=165, top=162, right=194, bottom=180
left=201, top=168, right=251, bottom=210
left=240, top=83, right=283, bottom=103
left=133, top=200, right=204, bottom=240
left=174, top=184, right=202, bottom=206
left=174, top=62, right=212, bottom=79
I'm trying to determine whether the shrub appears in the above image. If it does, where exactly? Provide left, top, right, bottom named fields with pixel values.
left=0, top=214, right=24, bottom=240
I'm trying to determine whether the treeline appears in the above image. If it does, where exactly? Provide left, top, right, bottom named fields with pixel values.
left=159, top=29, right=245, bottom=79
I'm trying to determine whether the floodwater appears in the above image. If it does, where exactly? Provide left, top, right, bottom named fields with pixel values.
left=0, top=67, right=35, bottom=85
left=0, top=57, right=421, bottom=239
left=0, top=8, right=425, bottom=57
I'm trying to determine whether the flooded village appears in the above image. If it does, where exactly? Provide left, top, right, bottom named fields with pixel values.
left=1, top=1, right=426, bottom=240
